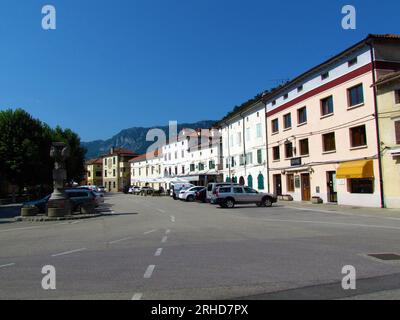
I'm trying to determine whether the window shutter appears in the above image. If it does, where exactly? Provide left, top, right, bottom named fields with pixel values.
left=395, top=121, right=400, bottom=145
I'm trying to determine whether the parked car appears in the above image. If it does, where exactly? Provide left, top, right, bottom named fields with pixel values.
left=178, top=186, right=205, bottom=201
left=133, top=186, right=142, bottom=195
left=195, top=188, right=207, bottom=203
left=65, top=188, right=98, bottom=212
left=123, top=185, right=132, bottom=194
left=92, top=191, right=104, bottom=205
left=211, top=185, right=277, bottom=209
left=22, top=195, right=51, bottom=213
left=170, top=183, right=195, bottom=200
left=98, top=186, right=106, bottom=193
left=207, top=183, right=241, bottom=203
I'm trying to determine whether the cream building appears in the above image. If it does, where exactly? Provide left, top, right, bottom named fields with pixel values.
left=265, top=34, right=400, bottom=207
left=375, top=71, right=400, bottom=208
left=102, top=147, right=137, bottom=192
left=85, top=157, right=103, bottom=187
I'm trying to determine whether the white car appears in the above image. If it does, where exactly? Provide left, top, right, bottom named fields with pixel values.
left=178, top=186, right=205, bottom=201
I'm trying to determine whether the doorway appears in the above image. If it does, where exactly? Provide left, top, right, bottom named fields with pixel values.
left=327, top=171, right=337, bottom=203
left=301, top=173, right=311, bottom=201
left=273, top=174, right=282, bottom=196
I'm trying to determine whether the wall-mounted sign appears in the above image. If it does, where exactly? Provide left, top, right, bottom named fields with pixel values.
left=291, top=157, right=302, bottom=167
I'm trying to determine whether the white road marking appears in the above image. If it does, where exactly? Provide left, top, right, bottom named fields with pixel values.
left=132, top=293, right=143, bottom=300
left=0, top=226, right=41, bottom=233
left=157, top=209, right=165, bottom=213
left=108, top=237, right=132, bottom=244
left=155, top=248, right=163, bottom=256
left=52, top=248, right=87, bottom=257
left=144, top=265, right=155, bottom=278
left=165, top=229, right=171, bottom=234
left=144, top=229, right=157, bottom=235
left=0, top=263, right=15, bottom=269
left=161, top=236, right=168, bottom=243
left=170, top=216, right=175, bottom=222
left=70, top=221, right=80, bottom=224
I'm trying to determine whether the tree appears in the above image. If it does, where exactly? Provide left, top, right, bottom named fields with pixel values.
left=0, top=109, right=51, bottom=199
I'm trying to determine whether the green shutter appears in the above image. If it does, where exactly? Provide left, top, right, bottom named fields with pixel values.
left=257, top=174, right=264, bottom=190
left=247, top=175, right=253, bottom=188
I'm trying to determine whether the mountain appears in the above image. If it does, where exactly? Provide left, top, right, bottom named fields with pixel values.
left=82, top=120, right=216, bottom=159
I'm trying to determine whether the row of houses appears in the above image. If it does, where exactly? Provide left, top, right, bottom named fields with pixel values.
left=86, top=34, right=400, bottom=208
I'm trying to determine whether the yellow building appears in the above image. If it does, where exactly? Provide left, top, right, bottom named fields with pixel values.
left=85, top=158, right=103, bottom=187
left=376, top=71, right=400, bottom=208
left=102, top=147, right=137, bottom=192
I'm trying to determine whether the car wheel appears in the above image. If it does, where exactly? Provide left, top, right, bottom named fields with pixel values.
left=74, top=205, right=82, bottom=213
left=263, top=197, right=273, bottom=207
left=186, top=195, right=195, bottom=202
left=225, top=198, right=235, bottom=209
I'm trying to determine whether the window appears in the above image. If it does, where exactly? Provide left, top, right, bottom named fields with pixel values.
left=247, top=175, right=253, bottom=188
left=272, top=100, right=276, bottom=106
left=230, top=135, right=234, bottom=147
left=190, top=164, right=195, bottom=172
left=257, top=149, right=263, bottom=164
left=321, top=72, right=329, bottom=80
left=298, top=107, right=307, bottom=124
left=297, top=85, right=303, bottom=92
left=244, top=187, right=257, bottom=194
left=350, top=125, right=367, bottom=148
left=209, top=160, right=215, bottom=169
left=113, top=157, right=116, bottom=165
left=348, top=57, right=358, bottom=67
left=285, top=142, right=293, bottom=158
left=104, top=158, right=107, bottom=165
left=272, top=119, right=279, bottom=133
left=273, top=146, right=280, bottom=161
left=283, top=113, right=292, bottom=129
left=239, top=155, right=245, bottom=166
left=349, top=179, right=373, bottom=194
left=113, top=182, right=116, bottom=189
left=236, top=132, right=242, bottom=146
left=299, top=138, right=309, bottom=156
left=87, top=171, right=91, bottom=177
left=113, top=169, right=116, bottom=177
left=395, top=90, right=400, bottom=104
left=175, top=151, right=177, bottom=159
left=181, top=150, right=184, bottom=158
left=395, top=121, right=400, bottom=144
left=256, top=123, right=262, bottom=138
left=245, top=152, right=253, bottom=165
left=322, top=132, right=336, bottom=152
left=233, top=187, right=244, bottom=194
left=286, top=174, right=295, bottom=192
left=231, top=156, right=236, bottom=167
left=182, top=166, right=185, bottom=174
left=348, top=84, right=364, bottom=107
left=96, top=171, right=102, bottom=177
left=321, top=96, right=334, bottom=116
left=198, top=163, right=205, bottom=171
left=283, top=93, right=288, bottom=100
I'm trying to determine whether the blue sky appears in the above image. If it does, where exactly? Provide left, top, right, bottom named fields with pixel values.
left=0, top=0, right=399, bottom=141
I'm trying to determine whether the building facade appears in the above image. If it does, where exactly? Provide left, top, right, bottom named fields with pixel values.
left=85, top=158, right=103, bottom=187
left=103, top=147, right=137, bottom=192
left=375, top=71, right=400, bottom=208
left=130, top=150, right=163, bottom=189
left=219, top=100, right=269, bottom=191
left=264, top=34, right=400, bottom=207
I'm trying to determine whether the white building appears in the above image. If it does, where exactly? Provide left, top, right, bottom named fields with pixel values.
left=130, top=150, right=163, bottom=189
left=218, top=99, right=269, bottom=191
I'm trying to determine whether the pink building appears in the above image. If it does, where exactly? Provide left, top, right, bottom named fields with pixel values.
left=265, top=34, right=400, bottom=207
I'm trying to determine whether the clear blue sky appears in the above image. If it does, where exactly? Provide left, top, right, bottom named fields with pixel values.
left=0, top=0, right=399, bottom=141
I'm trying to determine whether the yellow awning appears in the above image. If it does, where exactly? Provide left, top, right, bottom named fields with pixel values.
left=336, top=160, right=374, bottom=179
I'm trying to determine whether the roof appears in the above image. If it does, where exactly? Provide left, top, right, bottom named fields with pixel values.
left=129, top=149, right=162, bottom=163
left=374, top=71, right=400, bottom=86
left=217, top=34, right=400, bottom=125
left=102, top=147, right=137, bottom=157
left=85, top=157, right=103, bottom=165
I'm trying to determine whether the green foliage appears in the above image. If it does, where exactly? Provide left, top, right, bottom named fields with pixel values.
left=0, top=108, right=86, bottom=191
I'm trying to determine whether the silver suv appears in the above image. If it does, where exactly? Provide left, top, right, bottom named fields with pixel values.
left=212, top=185, right=277, bottom=208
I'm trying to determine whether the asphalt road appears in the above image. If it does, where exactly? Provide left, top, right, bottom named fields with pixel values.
left=1, top=193, right=400, bottom=300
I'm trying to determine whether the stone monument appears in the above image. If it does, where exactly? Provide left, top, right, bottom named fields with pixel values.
left=46, top=142, right=72, bottom=217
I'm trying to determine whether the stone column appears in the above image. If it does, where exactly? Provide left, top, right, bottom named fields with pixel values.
left=46, top=142, right=72, bottom=217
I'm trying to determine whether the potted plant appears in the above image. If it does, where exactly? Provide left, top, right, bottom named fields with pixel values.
left=311, top=196, right=323, bottom=204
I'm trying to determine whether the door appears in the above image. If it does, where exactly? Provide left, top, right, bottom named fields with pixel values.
left=233, top=186, right=246, bottom=203
left=327, top=171, right=337, bottom=203
left=273, top=174, right=282, bottom=196
left=301, top=173, right=311, bottom=201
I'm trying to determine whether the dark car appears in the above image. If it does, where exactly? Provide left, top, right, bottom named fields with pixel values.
left=195, top=188, right=207, bottom=203
left=65, top=189, right=97, bottom=212
left=123, top=185, right=131, bottom=194
left=23, top=195, right=51, bottom=213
